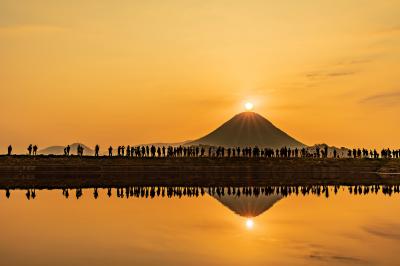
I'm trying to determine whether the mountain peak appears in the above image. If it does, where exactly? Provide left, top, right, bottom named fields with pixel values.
left=189, top=112, right=304, bottom=148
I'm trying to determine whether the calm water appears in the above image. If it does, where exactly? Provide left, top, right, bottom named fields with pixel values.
left=1, top=187, right=400, bottom=266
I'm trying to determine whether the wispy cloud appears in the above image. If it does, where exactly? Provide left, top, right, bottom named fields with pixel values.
left=303, top=53, right=378, bottom=82
left=327, top=71, right=355, bottom=77
left=363, top=224, right=400, bottom=240
left=337, top=57, right=376, bottom=66
left=278, top=54, right=374, bottom=93
left=305, top=70, right=356, bottom=80
left=309, top=253, right=365, bottom=263
left=359, top=90, right=400, bottom=104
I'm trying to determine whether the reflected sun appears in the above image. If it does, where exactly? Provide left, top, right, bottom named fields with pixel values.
left=244, top=102, right=254, bottom=111
left=246, top=218, right=254, bottom=229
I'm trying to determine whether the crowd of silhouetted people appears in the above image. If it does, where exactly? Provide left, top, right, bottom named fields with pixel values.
left=2, top=144, right=400, bottom=159
left=4, top=185, right=400, bottom=200
left=91, top=145, right=400, bottom=159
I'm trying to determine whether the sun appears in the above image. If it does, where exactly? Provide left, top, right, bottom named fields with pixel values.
left=246, top=218, right=254, bottom=229
left=244, top=102, right=254, bottom=111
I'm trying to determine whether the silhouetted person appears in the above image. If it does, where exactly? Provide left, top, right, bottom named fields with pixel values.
left=66, top=145, right=71, bottom=156
left=33, top=145, right=37, bottom=155
left=27, top=144, right=33, bottom=155
left=95, top=145, right=100, bottom=157
left=316, top=147, right=320, bottom=158
left=7, top=145, right=12, bottom=156
left=109, top=146, right=113, bottom=156
left=77, top=145, right=84, bottom=156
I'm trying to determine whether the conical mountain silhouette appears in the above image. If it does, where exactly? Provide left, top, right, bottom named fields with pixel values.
left=212, top=193, right=283, bottom=218
left=189, top=112, right=304, bottom=148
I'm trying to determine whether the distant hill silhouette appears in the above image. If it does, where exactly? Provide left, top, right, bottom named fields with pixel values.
left=308, top=143, right=351, bottom=158
left=189, top=112, right=304, bottom=148
left=39, top=143, right=94, bottom=155
left=136, top=140, right=192, bottom=147
left=212, top=193, right=283, bottom=218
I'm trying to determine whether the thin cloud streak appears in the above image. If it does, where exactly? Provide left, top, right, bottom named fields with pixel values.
left=306, top=71, right=356, bottom=80
left=359, top=90, right=400, bottom=104
left=363, top=224, right=400, bottom=241
left=308, top=252, right=366, bottom=264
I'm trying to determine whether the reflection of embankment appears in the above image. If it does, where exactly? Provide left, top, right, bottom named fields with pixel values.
left=212, top=192, right=282, bottom=218
left=1, top=171, right=400, bottom=189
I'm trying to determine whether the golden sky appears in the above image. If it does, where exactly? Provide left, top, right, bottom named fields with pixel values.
left=1, top=0, right=399, bottom=152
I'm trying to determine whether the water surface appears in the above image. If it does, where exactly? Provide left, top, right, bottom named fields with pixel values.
left=1, top=187, right=399, bottom=266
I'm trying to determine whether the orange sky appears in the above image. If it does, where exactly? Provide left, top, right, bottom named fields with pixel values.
left=1, top=1, right=400, bottom=152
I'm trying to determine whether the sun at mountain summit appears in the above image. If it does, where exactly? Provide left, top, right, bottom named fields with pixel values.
left=244, top=102, right=254, bottom=111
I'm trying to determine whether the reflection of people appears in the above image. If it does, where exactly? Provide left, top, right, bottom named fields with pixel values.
left=19, top=185, right=398, bottom=200
left=75, top=188, right=83, bottom=199
left=62, top=189, right=70, bottom=199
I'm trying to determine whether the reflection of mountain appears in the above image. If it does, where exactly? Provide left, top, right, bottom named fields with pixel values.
left=212, top=192, right=283, bottom=218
